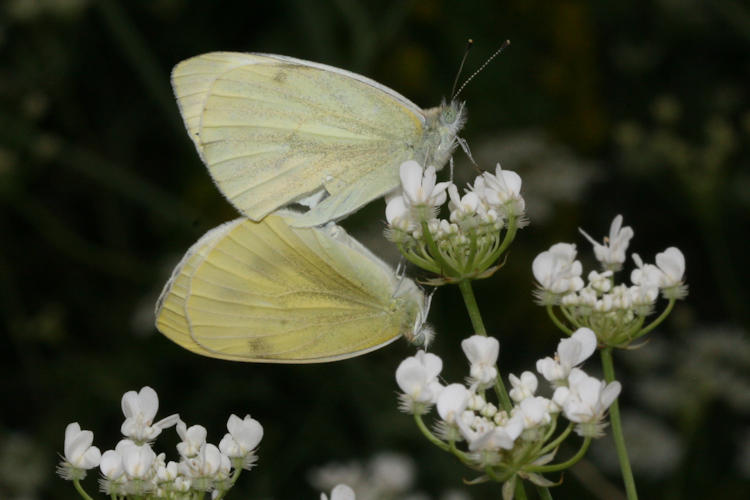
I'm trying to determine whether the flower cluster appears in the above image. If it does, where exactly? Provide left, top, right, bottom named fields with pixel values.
left=385, top=160, right=526, bottom=282
left=532, top=215, right=687, bottom=346
left=58, top=386, right=263, bottom=499
left=395, top=329, right=619, bottom=493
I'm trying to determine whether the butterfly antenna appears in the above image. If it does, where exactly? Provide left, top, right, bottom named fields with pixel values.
left=454, top=39, right=510, bottom=99
left=451, top=38, right=474, bottom=99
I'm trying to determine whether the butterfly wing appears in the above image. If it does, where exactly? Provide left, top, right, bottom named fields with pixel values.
left=154, top=214, right=424, bottom=363
left=172, top=52, right=426, bottom=226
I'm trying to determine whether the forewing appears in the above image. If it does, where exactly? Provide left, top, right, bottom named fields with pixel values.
left=171, top=52, right=425, bottom=225
left=157, top=214, right=423, bottom=363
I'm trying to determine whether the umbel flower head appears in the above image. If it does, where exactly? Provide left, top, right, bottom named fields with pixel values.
left=386, top=160, right=526, bottom=283
left=59, top=385, right=265, bottom=499
left=533, top=214, right=687, bottom=347
left=395, top=331, right=620, bottom=490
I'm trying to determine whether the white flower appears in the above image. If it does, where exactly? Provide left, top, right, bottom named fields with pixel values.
left=436, top=384, right=471, bottom=425
left=185, top=443, right=224, bottom=478
left=101, top=439, right=136, bottom=475
left=630, top=253, right=662, bottom=288
left=472, top=164, right=525, bottom=218
left=509, top=371, right=538, bottom=402
left=587, top=270, right=613, bottom=293
left=174, top=476, right=191, bottom=491
left=395, top=350, right=443, bottom=410
left=461, top=335, right=500, bottom=386
left=579, top=214, right=634, bottom=270
left=63, top=422, right=101, bottom=470
left=629, top=284, right=658, bottom=308
left=553, top=368, right=621, bottom=437
left=632, top=248, right=687, bottom=299
left=156, top=461, right=179, bottom=482
left=515, top=396, right=553, bottom=429
left=655, top=247, right=685, bottom=288
left=120, top=386, right=179, bottom=442
left=219, top=414, right=263, bottom=463
left=99, top=449, right=125, bottom=481
left=176, top=421, right=207, bottom=458
left=448, top=184, right=481, bottom=221
left=466, top=413, right=524, bottom=451
left=321, top=484, right=356, bottom=500
left=399, top=160, right=450, bottom=208
left=536, top=328, right=597, bottom=385
left=122, top=443, right=156, bottom=480
left=532, top=243, right=585, bottom=295
left=385, top=195, right=414, bottom=232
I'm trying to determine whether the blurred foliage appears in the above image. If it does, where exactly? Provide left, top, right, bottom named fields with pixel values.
left=0, top=0, right=748, bottom=499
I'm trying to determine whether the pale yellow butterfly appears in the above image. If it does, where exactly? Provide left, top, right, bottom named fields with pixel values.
left=154, top=213, right=428, bottom=363
left=171, top=52, right=466, bottom=227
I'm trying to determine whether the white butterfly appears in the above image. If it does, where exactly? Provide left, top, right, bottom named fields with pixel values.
left=155, top=212, right=429, bottom=362
left=171, top=52, right=466, bottom=226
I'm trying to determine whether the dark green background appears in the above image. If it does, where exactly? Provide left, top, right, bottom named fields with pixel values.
left=1, top=0, right=749, bottom=498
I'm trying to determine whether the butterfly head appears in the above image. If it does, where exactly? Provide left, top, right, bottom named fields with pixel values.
left=421, top=100, right=466, bottom=169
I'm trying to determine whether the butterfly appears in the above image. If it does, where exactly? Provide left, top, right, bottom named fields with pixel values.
left=171, top=52, right=466, bottom=227
left=155, top=213, right=429, bottom=363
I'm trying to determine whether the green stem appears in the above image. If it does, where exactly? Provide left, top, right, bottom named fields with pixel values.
left=475, top=215, right=518, bottom=271
left=539, top=422, right=573, bottom=455
left=496, top=215, right=519, bottom=256
left=421, top=220, right=458, bottom=276
left=399, top=244, right=439, bottom=273
left=528, top=437, right=591, bottom=473
left=73, top=479, right=94, bottom=500
left=600, top=347, right=638, bottom=500
left=213, top=464, right=243, bottom=500
left=457, top=279, right=513, bottom=412
left=458, top=280, right=487, bottom=336
left=515, top=478, right=529, bottom=500
left=447, top=439, right=474, bottom=466
left=559, top=305, right=578, bottom=328
left=634, top=298, right=675, bottom=340
left=537, top=484, right=554, bottom=500
left=414, top=414, right=449, bottom=451
left=546, top=305, right=573, bottom=335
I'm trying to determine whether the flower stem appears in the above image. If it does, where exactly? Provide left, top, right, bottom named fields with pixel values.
left=536, top=485, right=554, bottom=500
left=421, top=220, right=458, bottom=276
left=414, top=414, right=449, bottom=451
left=515, top=478, right=529, bottom=500
left=457, top=279, right=513, bottom=412
left=528, top=437, right=591, bottom=472
left=73, top=479, right=94, bottom=500
left=458, top=279, right=486, bottom=336
left=213, top=465, right=242, bottom=500
left=634, top=298, right=675, bottom=340
left=600, top=347, right=638, bottom=500
left=546, top=305, right=573, bottom=335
